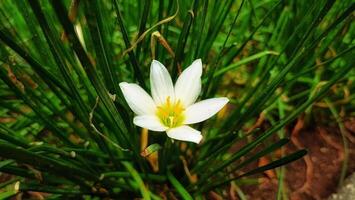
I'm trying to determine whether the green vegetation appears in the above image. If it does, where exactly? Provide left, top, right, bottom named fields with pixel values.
left=0, top=0, right=353, bottom=199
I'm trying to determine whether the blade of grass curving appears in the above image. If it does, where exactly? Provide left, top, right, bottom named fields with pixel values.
left=275, top=98, right=287, bottom=200
left=234, top=183, right=247, bottom=200
left=119, top=1, right=179, bottom=58
left=122, top=162, right=151, bottom=200
left=194, top=128, right=261, bottom=173
left=236, top=150, right=308, bottom=179
left=325, top=98, right=349, bottom=187
left=202, top=50, right=278, bottom=83
left=167, top=169, right=193, bottom=200
left=226, top=138, right=289, bottom=177
left=199, top=150, right=307, bottom=193
left=276, top=166, right=286, bottom=200
left=195, top=138, right=289, bottom=186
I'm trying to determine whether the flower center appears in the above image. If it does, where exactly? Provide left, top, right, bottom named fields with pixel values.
left=156, top=97, right=185, bottom=128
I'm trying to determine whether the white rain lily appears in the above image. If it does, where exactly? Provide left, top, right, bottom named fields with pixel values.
left=119, top=59, right=229, bottom=144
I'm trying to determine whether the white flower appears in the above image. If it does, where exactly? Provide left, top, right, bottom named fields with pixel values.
left=119, top=59, right=229, bottom=144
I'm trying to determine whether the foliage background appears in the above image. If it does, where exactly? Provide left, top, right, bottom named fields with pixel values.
left=0, top=0, right=354, bottom=199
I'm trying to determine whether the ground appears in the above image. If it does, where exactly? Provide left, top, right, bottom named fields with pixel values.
left=239, top=117, right=355, bottom=200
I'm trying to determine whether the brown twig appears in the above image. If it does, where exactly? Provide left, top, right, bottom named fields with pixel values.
left=290, top=115, right=315, bottom=198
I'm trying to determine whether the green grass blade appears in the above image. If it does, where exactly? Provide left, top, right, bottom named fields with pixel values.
left=0, top=29, right=70, bottom=95
left=123, top=162, right=151, bottom=200
left=203, top=50, right=279, bottom=82
left=200, top=150, right=307, bottom=193
left=172, top=1, right=198, bottom=79
left=167, top=169, right=193, bottom=200
left=50, top=0, right=135, bottom=153
left=112, top=0, right=146, bottom=89
left=0, top=124, right=29, bottom=148
left=83, top=0, right=120, bottom=95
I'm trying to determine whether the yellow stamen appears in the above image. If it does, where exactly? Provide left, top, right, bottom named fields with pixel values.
left=156, top=97, right=185, bottom=128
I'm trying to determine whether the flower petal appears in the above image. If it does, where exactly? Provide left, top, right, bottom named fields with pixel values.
left=184, top=97, right=229, bottom=124
left=133, top=115, right=167, bottom=132
left=119, top=82, right=156, bottom=115
left=166, top=125, right=202, bottom=143
left=174, top=59, right=202, bottom=107
left=150, top=60, right=175, bottom=105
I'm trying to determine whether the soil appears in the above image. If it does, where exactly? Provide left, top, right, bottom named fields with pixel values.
left=238, top=117, right=355, bottom=200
